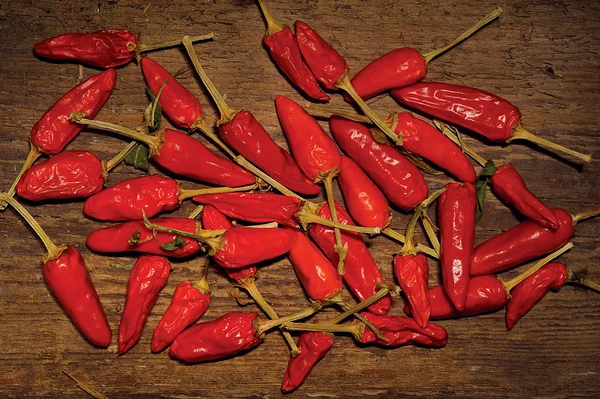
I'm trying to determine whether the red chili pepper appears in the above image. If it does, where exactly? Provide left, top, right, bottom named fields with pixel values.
left=438, top=182, right=477, bottom=311
left=169, top=312, right=263, bottom=363
left=394, top=254, right=430, bottom=328
left=309, top=202, right=392, bottom=315
left=345, top=8, right=502, bottom=102
left=505, top=262, right=568, bottom=331
left=16, top=151, right=106, bottom=201
left=391, top=82, right=591, bottom=163
left=359, top=312, right=448, bottom=348
left=281, top=331, right=334, bottom=393
left=34, top=30, right=213, bottom=69
left=118, top=255, right=170, bottom=354
left=141, top=57, right=203, bottom=130
left=151, top=276, right=210, bottom=353
left=86, top=217, right=201, bottom=258
left=337, top=155, right=391, bottom=228
left=329, top=115, right=428, bottom=210
left=0, top=194, right=111, bottom=347
left=257, top=1, right=329, bottom=101
left=490, top=164, right=559, bottom=230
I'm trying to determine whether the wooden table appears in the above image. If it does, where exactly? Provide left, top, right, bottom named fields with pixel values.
left=1, top=1, right=599, bottom=397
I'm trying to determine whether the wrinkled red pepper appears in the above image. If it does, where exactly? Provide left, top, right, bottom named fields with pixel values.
left=309, top=202, right=392, bottom=315
left=118, top=255, right=170, bottom=354
left=359, top=312, right=448, bottom=348
left=329, top=115, right=428, bottom=210
left=394, top=254, right=430, bottom=328
left=438, top=182, right=477, bottom=311
left=281, top=331, right=334, bottom=393
left=16, top=151, right=106, bottom=201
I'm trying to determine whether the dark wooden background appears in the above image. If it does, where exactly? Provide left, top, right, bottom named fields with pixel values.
left=0, top=0, right=599, bottom=398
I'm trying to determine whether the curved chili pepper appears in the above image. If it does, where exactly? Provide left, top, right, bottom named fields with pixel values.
left=309, top=202, right=392, bottom=315
left=257, top=1, right=329, bottom=101
left=16, top=151, right=106, bottom=201
left=490, top=164, right=558, bottom=230
left=394, top=253, right=430, bottom=328
left=86, top=217, right=201, bottom=258
left=329, top=115, right=428, bottom=210
left=141, top=57, right=203, bottom=130
left=169, top=312, right=263, bottom=363
left=281, top=331, right=334, bottom=393
left=391, top=82, right=591, bottom=163
left=404, top=276, right=508, bottom=320
left=151, top=279, right=210, bottom=353
left=439, top=182, right=477, bottom=311
left=359, top=313, right=448, bottom=348
left=337, top=156, right=391, bottom=228
left=471, top=208, right=574, bottom=276
left=506, top=262, right=568, bottom=331
left=218, top=110, right=320, bottom=195
left=118, top=255, right=170, bottom=354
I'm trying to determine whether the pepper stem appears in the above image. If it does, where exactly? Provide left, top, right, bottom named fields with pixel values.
left=381, top=227, right=439, bottom=259
left=434, top=120, right=487, bottom=167
left=190, top=117, right=237, bottom=159
left=236, top=276, right=301, bottom=356
left=256, top=0, right=285, bottom=36
left=399, top=188, right=446, bottom=256
left=0, top=143, right=42, bottom=210
left=327, top=287, right=390, bottom=325
left=304, top=103, right=372, bottom=124
left=296, top=204, right=381, bottom=234
left=325, top=293, right=386, bottom=340
left=136, top=33, right=214, bottom=53
left=334, top=71, right=403, bottom=145
left=420, top=212, right=441, bottom=257
left=62, top=370, right=109, bottom=399
left=187, top=205, right=204, bottom=220
left=283, top=321, right=363, bottom=341
left=255, top=302, right=323, bottom=337
left=181, top=36, right=239, bottom=125
left=234, top=155, right=305, bottom=201
left=0, top=193, right=66, bottom=262
left=567, top=270, right=600, bottom=294
left=509, top=124, right=592, bottom=163
left=421, top=8, right=503, bottom=64
left=500, top=242, right=574, bottom=293
left=320, top=169, right=347, bottom=275
left=192, top=258, right=211, bottom=294
left=571, top=208, right=600, bottom=225
left=69, top=113, right=164, bottom=157
left=179, top=183, right=258, bottom=201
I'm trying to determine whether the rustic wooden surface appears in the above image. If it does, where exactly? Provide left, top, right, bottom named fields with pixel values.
left=0, top=0, right=599, bottom=397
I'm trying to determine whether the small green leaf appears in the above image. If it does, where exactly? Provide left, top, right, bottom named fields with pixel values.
left=159, top=236, right=186, bottom=251
left=110, top=263, right=135, bottom=270
left=123, top=144, right=150, bottom=171
left=475, top=160, right=497, bottom=222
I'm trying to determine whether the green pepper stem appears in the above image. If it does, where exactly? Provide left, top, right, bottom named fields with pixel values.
left=399, top=188, right=446, bottom=256
left=70, top=113, right=164, bottom=157
left=296, top=206, right=381, bottom=235
left=420, top=212, right=441, bottom=257
left=434, top=120, right=487, bottom=167
left=136, top=33, right=214, bottom=53
left=283, top=321, right=363, bottom=341
left=500, top=242, right=574, bottom=293
left=304, top=103, right=372, bottom=124
left=571, top=208, right=600, bottom=225
left=421, top=7, right=503, bottom=64
left=0, top=193, right=65, bottom=262
left=188, top=205, right=204, bottom=220
left=62, top=370, right=109, bottom=399
left=190, top=117, right=238, bottom=159
left=181, top=36, right=238, bottom=125
left=381, top=227, right=439, bottom=259
left=335, top=71, right=403, bottom=145
left=327, top=287, right=389, bottom=325
left=234, top=155, right=305, bottom=201
left=256, top=0, right=285, bottom=36
left=509, top=124, right=592, bottom=164
left=237, top=276, right=301, bottom=356
left=324, top=292, right=385, bottom=340
left=0, top=143, right=42, bottom=210
left=255, top=302, right=322, bottom=337
left=567, top=270, right=600, bottom=294
left=179, top=183, right=258, bottom=201
left=320, top=169, right=347, bottom=275
left=192, top=258, right=211, bottom=294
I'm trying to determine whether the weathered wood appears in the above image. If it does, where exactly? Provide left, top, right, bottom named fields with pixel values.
left=0, top=0, right=599, bottom=398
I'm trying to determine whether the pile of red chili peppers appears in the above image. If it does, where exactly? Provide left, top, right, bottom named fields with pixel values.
left=1, top=1, right=599, bottom=395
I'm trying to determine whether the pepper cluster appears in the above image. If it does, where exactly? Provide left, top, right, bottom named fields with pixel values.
left=1, top=2, right=599, bottom=395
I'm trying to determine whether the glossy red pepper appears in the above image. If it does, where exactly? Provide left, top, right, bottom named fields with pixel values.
left=118, top=255, right=170, bottom=354
left=218, top=110, right=320, bottom=195
left=394, top=253, right=430, bottom=328
left=16, top=151, right=106, bottom=201
left=169, top=312, right=263, bottom=363
left=309, top=202, right=392, bottom=315
left=194, top=192, right=302, bottom=228
left=359, top=312, right=448, bottom=348
left=405, top=276, right=509, bottom=320
left=393, top=112, right=476, bottom=182
left=490, top=164, right=558, bottom=230
left=281, top=331, right=334, bottom=393
left=471, top=208, right=574, bottom=276
left=506, top=262, right=568, bottom=331
left=257, top=1, right=329, bottom=101
left=329, top=115, right=428, bottom=210
left=86, top=217, right=201, bottom=258
left=289, top=231, right=343, bottom=302
left=151, top=279, right=210, bottom=353
left=141, top=57, right=203, bottom=130
left=337, top=155, right=390, bottom=228
left=439, top=182, right=477, bottom=311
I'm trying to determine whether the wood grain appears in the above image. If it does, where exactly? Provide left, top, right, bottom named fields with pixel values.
left=0, top=0, right=599, bottom=398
